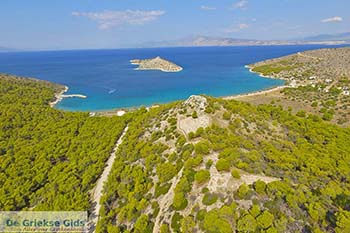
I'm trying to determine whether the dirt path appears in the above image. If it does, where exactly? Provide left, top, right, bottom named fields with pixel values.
left=88, top=126, right=129, bottom=232
left=153, top=168, right=184, bottom=233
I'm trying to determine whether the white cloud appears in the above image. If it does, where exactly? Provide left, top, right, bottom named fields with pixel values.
left=224, top=23, right=250, bottom=33
left=321, top=16, right=343, bottom=23
left=72, top=10, right=165, bottom=29
left=234, top=0, right=248, bottom=9
left=200, top=5, right=216, bottom=11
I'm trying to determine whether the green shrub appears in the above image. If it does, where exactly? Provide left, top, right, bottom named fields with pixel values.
left=155, top=183, right=171, bottom=197
left=173, top=192, right=188, bottom=210
left=254, top=180, right=267, bottom=195
left=202, top=187, right=209, bottom=193
left=256, top=211, right=274, bottom=229
left=237, top=184, right=249, bottom=199
left=231, top=169, right=241, bottom=179
left=134, top=214, right=150, bottom=233
left=206, top=159, right=213, bottom=169
left=171, top=212, right=183, bottom=232
left=216, top=158, right=230, bottom=172
left=196, top=209, right=206, bottom=221
left=160, top=224, right=170, bottom=233
left=237, top=214, right=257, bottom=232
left=296, top=111, right=306, bottom=118
left=188, top=132, right=195, bottom=139
left=194, top=141, right=211, bottom=155
left=249, top=204, right=261, bottom=218
left=192, top=111, right=198, bottom=119
left=322, top=111, right=333, bottom=121
left=157, top=162, right=177, bottom=183
left=223, top=112, right=231, bottom=120
left=194, top=170, right=211, bottom=184
left=202, top=193, right=218, bottom=206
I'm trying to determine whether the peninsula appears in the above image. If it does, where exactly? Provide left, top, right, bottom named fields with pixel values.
left=130, top=56, right=183, bottom=72
left=235, top=47, right=350, bottom=127
left=49, top=85, right=87, bottom=107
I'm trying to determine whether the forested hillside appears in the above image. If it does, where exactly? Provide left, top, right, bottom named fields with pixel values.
left=0, top=75, right=128, bottom=211
left=96, top=95, right=350, bottom=233
left=1, top=74, right=350, bottom=233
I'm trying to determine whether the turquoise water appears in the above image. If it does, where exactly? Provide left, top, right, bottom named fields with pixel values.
left=0, top=45, right=345, bottom=111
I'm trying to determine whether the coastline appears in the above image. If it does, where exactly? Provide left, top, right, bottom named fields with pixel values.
left=222, top=85, right=287, bottom=100
left=134, top=67, right=183, bottom=73
left=50, top=86, right=87, bottom=108
left=222, top=65, right=287, bottom=100
left=245, top=65, right=285, bottom=80
left=96, top=65, right=286, bottom=115
left=55, top=64, right=285, bottom=114
left=50, top=85, right=69, bottom=107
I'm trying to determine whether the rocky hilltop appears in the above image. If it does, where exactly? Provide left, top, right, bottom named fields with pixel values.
left=130, top=56, right=183, bottom=72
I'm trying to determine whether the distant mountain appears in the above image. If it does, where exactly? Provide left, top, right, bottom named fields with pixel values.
left=137, top=33, right=350, bottom=48
left=138, top=36, right=295, bottom=48
left=302, top=32, right=350, bottom=42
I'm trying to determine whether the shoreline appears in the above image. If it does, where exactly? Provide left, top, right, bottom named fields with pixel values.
left=133, top=67, right=183, bottom=73
left=54, top=65, right=286, bottom=114
left=50, top=85, right=69, bottom=107
left=245, top=65, right=287, bottom=80
left=223, top=65, right=287, bottom=100
left=50, top=85, right=87, bottom=108
left=222, top=85, right=287, bottom=100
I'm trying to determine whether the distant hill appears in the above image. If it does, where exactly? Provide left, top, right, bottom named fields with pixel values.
left=138, top=36, right=295, bottom=48
left=302, top=32, right=350, bottom=42
left=137, top=33, right=350, bottom=48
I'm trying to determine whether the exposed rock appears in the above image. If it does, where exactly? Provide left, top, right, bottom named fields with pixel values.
left=178, top=116, right=211, bottom=135
left=183, top=95, right=208, bottom=111
left=178, top=95, right=210, bottom=135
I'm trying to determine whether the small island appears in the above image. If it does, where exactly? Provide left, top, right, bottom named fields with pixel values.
left=130, top=56, right=183, bottom=72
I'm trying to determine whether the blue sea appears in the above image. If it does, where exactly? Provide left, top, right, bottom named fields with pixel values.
left=0, top=45, right=346, bottom=111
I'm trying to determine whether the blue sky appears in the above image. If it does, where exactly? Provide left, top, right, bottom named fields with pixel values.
left=0, top=0, right=349, bottom=50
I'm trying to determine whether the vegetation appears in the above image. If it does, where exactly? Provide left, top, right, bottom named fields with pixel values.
left=2, top=72, right=350, bottom=232
left=96, top=94, right=350, bottom=232
left=215, top=158, right=230, bottom=172
left=0, top=75, right=127, bottom=211
left=202, top=193, right=218, bottom=206
left=252, top=64, right=299, bottom=76
left=194, top=170, right=210, bottom=184
left=250, top=48, right=350, bottom=127
left=231, top=169, right=241, bottom=179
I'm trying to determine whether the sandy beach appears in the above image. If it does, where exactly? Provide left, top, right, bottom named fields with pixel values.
left=223, top=85, right=287, bottom=100
left=222, top=65, right=287, bottom=100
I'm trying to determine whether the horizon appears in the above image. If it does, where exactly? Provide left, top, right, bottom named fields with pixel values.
left=1, top=0, right=349, bottom=50
left=2, top=42, right=350, bottom=53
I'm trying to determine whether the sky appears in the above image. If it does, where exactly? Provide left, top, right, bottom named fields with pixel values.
left=0, top=0, right=349, bottom=50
